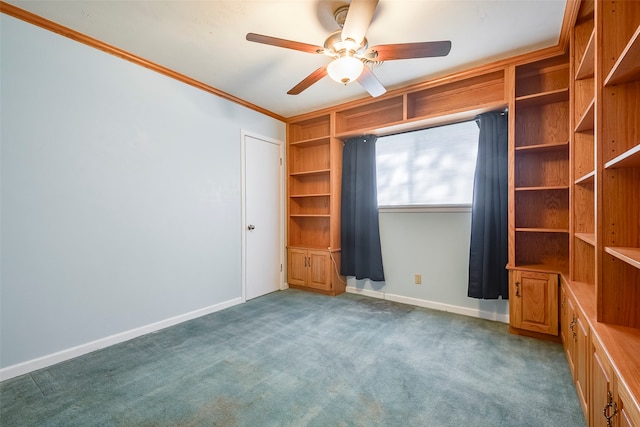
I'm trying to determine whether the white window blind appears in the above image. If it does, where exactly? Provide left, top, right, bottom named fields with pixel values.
left=376, top=120, right=479, bottom=207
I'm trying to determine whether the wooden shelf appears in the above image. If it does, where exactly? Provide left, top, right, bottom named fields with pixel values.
left=605, top=247, right=640, bottom=270
left=290, top=214, right=330, bottom=218
left=604, top=144, right=640, bottom=169
left=515, top=88, right=569, bottom=107
left=515, top=185, right=569, bottom=191
left=516, top=228, right=569, bottom=233
left=605, top=25, right=640, bottom=86
left=407, top=70, right=505, bottom=120
left=290, top=193, right=330, bottom=198
left=334, top=119, right=407, bottom=139
left=335, top=96, right=404, bottom=135
left=288, top=115, right=330, bottom=142
left=575, top=170, right=595, bottom=185
left=575, top=233, right=596, bottom=246
left=289, top=169, right=330, bottom=177
left=515, top=141, right=569, bottom=152
left=575, top=99, right=595, bottom=132
left=289, top=136, right=330, bottom=147
left=575, top=29, right=595, bottom=80
left=508, top=262, right=569, bottom=275
left=287, top=244, right=330, bottom=251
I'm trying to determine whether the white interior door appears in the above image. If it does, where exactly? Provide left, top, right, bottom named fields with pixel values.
left=242, top=132, right=283, bottom=300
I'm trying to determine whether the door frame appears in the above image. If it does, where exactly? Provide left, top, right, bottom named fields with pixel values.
left=240, top=130, right=286, bottom=302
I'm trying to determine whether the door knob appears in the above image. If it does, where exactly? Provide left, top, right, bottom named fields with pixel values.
left=248, top=224, right=255, bottom=230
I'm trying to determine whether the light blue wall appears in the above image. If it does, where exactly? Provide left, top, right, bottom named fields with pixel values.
left=348, top=211, right=509, bottom=321
left=0, top=15, right=285, bottom=368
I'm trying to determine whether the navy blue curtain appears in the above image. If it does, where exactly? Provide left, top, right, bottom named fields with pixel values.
left=468, top=112, right=509, bottom=299
left=340, top=135, right=385, bottom=281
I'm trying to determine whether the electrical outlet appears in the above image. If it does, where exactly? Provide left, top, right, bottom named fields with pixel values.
left=415, top=274, right=422, bottom=285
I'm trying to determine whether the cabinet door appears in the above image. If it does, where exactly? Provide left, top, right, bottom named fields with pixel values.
left=619, top=380, right=640, bottom=427
left=288, top=248, right=308, bottom=286
left=564, top=295, right=577, bottom=377
left=307, top=250, right=331, bottom=291
left=561, top=285, right=569, bottom=351
left=510, top=270, right=559, bottom=335
left=591, top=336, right=615, bottom=427
left=575, top=313, right=589, bottom=422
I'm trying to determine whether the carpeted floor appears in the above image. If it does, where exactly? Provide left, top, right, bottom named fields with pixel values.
left=1, top=289, right=585, bottom=426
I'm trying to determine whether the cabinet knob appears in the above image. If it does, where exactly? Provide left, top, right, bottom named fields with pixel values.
left=515, top=281, right=521, bottom=297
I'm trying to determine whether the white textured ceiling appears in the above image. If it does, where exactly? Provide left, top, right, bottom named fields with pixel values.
left=5, top=0, right=568, bottom=118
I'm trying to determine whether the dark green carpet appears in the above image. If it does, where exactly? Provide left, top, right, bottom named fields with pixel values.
left=1, top=289, right=585, bottom=426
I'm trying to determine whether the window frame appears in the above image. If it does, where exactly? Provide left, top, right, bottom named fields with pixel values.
left=375, top=118, right=479, bottom=212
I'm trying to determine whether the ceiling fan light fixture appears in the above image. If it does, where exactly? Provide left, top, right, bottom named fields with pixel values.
left=327, top=55, right=364, bottom=85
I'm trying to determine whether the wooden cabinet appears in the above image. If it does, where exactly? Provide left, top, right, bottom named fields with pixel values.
left=287, top=248, right=332, bottom=291
left=591, top=334, right=615, bottom=427
left=287, top=114, right=345, bottom=296
left=562, top=281, right=590, bottom=421
left=508, top=54, right=569, bottom=338
left=590, top=331, right=640, bottom=427
left=573, top=300, right=590, bottom=419
left=509, top=270, right=559, bottom=336
left=619, top=380, right=640, bottom=427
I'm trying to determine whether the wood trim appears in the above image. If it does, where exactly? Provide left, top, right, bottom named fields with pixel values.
left=0, top=1, right=286, bottom=123
left=1, top=0, right=577, bottom=125
left=506, top=64, right=517, bottom=268
left=560, top=0, right=583, bottom=51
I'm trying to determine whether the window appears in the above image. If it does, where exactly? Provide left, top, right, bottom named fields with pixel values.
left=376, top=120, right=479, bottom=208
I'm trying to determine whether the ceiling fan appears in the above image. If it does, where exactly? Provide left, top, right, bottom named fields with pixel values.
left=246, top=0, right=451, bottom=97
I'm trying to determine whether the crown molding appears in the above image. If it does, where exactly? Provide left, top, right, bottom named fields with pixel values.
left=0, top=1, right=286, bottom=122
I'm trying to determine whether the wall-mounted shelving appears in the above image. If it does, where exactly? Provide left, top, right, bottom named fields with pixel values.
left=563, top=2, right=640, bottom=426
left=510, top=55, right=570, bottom=278
left=406, top=70, right=505, bottom=119
left=285, top=1, right=639, bottom=418
left=286, top=114, right=344, bottom=295
left=597, top=0, right=640, bottom=328
left=331, top=69, right=506, bottom=138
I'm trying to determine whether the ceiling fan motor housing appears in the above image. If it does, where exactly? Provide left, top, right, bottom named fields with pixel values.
left=334, top=5, right=349, bottom=28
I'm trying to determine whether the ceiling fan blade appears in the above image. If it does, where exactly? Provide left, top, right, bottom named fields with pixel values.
left=287, top=66, right=328, bottom=95
left=341, top=0, right=379, bottom=46
left=368, top=41, right=452, bottom=61
left=246, top=33, right=323, bottom=54
left=357, top=66, right=386, bottom=97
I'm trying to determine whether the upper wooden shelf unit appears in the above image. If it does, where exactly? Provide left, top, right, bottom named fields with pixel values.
left=324, top=69, right=506, bottom=138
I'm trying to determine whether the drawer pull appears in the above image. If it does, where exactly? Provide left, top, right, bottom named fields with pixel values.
left=603, top=390, right=618, bottom=427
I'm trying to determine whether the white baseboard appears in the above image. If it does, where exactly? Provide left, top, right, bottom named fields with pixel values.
left=346, top=286, right=509, bottom=324
left=0, top=297, right=243, bottom=382
left=345, top=286, right=385, bottom=300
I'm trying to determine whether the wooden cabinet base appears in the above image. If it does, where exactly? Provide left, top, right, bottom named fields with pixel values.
left=287, top=248, right=345, bottom=296
left=508, top=270, right=559, bottom=337
left=288, top=283, right=345, bottom=296
left=508, top=326, right=561, bottom=343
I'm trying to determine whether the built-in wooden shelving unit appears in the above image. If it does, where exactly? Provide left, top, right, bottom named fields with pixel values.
left=286, top=3, right=640, bottom=421
left=564, top=1, right=640, bottom=426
